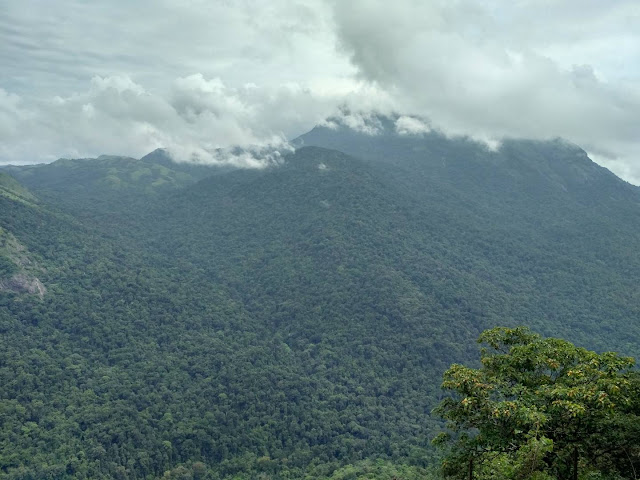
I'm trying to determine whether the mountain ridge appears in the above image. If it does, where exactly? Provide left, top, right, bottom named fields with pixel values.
left=1, top=121, right=639, bottom=479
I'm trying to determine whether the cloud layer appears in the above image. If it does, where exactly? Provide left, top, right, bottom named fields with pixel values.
left=1, top=1, right=639, bottom=181
left=332, top=0, right=640, bottom=182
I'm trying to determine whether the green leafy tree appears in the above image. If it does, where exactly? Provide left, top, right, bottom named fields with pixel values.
left=434, top=327, right=638, bottom=480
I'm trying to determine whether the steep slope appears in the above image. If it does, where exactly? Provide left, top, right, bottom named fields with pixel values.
left=0, top=172, right=37, bottom=206
left=2, top=131, right=640, bottom=479
left=296, top=117, right=640, bottom=217
left=295, top=121, right=640, bottom=350
left=132, top=144, right=640, bottom=473
left=0, top=174, right=45, bottom=296
left=1, top=153, right=442, bottom=479
left=0, top=226, right=46, bottom=297
left=0, top=188, right=271, bottom=479
left=149, top=144, right=640, bottom=354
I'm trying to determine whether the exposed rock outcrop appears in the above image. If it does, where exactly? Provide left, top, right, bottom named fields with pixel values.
left=0, top=273, right=46, bottom=298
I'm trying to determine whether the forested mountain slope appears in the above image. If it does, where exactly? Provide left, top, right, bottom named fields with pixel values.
left=1, top=153, right=444, bottom=478
left=295, top=121, right=640, bottom=351
left=0, top=175, right=45, bottom=296
left=296, top=116, right=640, bottom=225
left=1, top=124, right=639, bottom=479
left=1, top=150, right=218, bottom=224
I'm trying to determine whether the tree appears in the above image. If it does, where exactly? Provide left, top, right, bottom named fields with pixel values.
left=433, top=327, right=639, bottom=480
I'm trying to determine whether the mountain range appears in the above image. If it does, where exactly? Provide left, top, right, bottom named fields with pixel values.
left=1, top=116, right=639, bottom=479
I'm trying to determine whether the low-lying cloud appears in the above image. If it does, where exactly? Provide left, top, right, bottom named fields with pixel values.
left=1, top=1, right=639, bottom=182
left=332, top=0, right=640, bottom=183
left=0, top=74, right=341, bottom=166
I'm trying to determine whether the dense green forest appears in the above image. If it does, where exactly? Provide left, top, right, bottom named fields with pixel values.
left=435, top=327, right=639, bottom=480
left=1, top=120, right=639, bottom=478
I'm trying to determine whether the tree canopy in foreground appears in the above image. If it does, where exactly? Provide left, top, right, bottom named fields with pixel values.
left=434, top=327, right=640, bottom=480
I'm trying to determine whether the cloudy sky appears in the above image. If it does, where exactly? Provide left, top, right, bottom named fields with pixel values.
left=2, top=1, right=640, bottom=182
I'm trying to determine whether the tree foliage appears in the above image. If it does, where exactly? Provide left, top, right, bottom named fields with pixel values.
left=434, top=327, right=639, bottom=480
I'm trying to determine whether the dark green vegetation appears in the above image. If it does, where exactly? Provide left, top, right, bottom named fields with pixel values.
left=435, top=327, right=639, bottom=480
left=1, top=118, right=639, bottom=478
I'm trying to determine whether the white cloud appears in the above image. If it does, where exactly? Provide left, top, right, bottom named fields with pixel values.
left=0, top=73, right=372, bottom=167
left=0, top=0, right=639, bottom=182
left=0, top=89, right=27, bottom=139
left=331, top=0, right=640, bottom=183
left=395, top=116, right=431, bottom=135
left=165, top=139, right=293, bottom=169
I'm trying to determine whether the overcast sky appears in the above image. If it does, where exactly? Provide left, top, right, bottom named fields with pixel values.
left=2, top=1, right=640, bottom=182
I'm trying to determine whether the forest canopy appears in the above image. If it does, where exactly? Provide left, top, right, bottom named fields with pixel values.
left=3, top=136, right=640, bottom=479
left=434, top=327, right=640, bottom=480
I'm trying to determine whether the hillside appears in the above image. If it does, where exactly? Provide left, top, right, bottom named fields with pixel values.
left=1, top=124, right=639, bottom=479
left=0, top=172, right=37, bottom=205
left=295, top=120, right=640, bottom=351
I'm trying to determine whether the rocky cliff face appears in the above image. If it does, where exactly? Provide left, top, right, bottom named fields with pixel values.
left=0, top=273, right=46, bottom=298
left=0, top=226, right=46, bottom=298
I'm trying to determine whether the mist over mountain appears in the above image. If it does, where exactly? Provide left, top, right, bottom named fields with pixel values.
left=1, top=119, right=639, bottom=479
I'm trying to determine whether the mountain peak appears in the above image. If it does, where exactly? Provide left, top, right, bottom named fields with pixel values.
left=295, top=115, right=638, bottom=204
left=140, top=148, right=174, bottom=166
